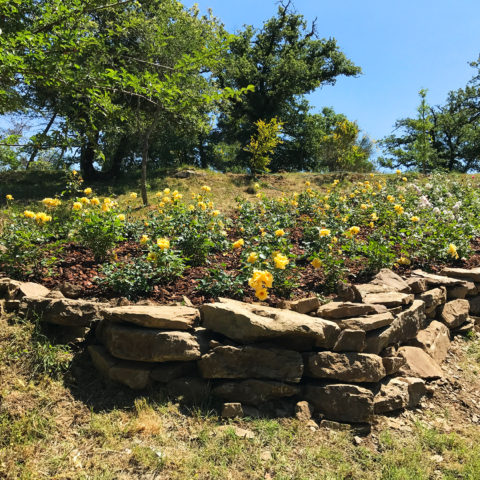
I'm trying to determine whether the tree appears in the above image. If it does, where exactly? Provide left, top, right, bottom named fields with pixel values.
left=211, top=1, right=361, bottom=170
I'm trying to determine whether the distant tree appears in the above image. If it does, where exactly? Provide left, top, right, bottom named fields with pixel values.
left=211, top=1, right=361, bottom=170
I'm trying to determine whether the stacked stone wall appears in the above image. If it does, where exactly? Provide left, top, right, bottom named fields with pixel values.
left=1, top=267, right=480, bottom=424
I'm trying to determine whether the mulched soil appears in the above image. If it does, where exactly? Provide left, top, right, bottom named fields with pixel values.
left=3, top=231, right=480, bottom=307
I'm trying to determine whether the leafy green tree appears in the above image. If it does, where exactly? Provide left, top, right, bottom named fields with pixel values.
left=211, top=1, right=361, bottom=170
left=243, top=117, right=283, bottom=175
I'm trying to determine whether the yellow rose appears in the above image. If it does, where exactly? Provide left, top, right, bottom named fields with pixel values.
left=129, top=192, right=137, bottom=199
left=140, top=234, right=149, bottom=245
left=156, top=238, right=170, bottom=251
left=6, top=194, right=13, bottom=200
left=84, top=187, right=92, bottom=195
left=117, top=214, right=125, bottom=221
left=73, top=202, right=82, bottom=211
left=247, top=252, right=258, bottom=264
left=319, top=228, right=331, bottom=237
left=275, top=229, right=285, bottom=237
left=311, top=258, right=322, bottom=269
left=232, top=239, right=244, bottom=249
left=273, top=253, right=289, bottom=270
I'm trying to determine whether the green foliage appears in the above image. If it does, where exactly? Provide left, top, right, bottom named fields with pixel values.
left=146, top=245, right=186, bottom=283
left=196, top=267, right=245, bottom=298
left=243, top=118, right=283, bottom=175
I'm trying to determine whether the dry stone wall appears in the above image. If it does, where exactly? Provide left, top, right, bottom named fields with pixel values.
left=1, top=267, right=480, bottom=424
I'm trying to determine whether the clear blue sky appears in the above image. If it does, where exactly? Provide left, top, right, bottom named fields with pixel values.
left=190, top=0, right=480, bottom=146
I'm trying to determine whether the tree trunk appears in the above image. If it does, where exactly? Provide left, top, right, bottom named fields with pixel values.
left=25, top=112, right=57, bottom=169
left=80, top=132, right=99, bottom=180
left=140, top=108, right=161, bottom=206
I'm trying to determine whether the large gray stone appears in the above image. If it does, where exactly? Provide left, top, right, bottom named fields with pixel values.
left=305, top=352, right=386, bottom=383
left=364, top=300, right=426, bottom=354
left=102, top=305, right=199, bottom=330
left=332, top=329, right=366, bottom=352
left=150, top=362, right=197, bottom=383
left=374, top=377, right=426, bottom=413
left=201, top=300, right=340, bottom=350
left=279, top=297, right=320, bottom=314
left=468, top=296, right=480, bottom=316
left=212, top=380, right=300, bottom=406
left=362, top=292, right=414, bottom=308
left=371, top=269, right=411, bottom=293
left=304, top=384, right=374, bottom=423
left=103, top=322, right=202, bottom=362
left=406, top=277, right=427, bottom=294
left=316, top=301, right=387, bottom=320
left=21, top=296, right=106, bottom=327
left=0, top=278, right=50, bottom=300
left=198, top=345, right=303, bottom=383
left=418, top=287, right=447, bottom=312
left=412, top=270, right=470, bottom=287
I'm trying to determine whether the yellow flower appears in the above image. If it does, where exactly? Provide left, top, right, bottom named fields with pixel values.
left=394, top=204, right=404, bottom=215
left=232, top=239, right=244, bottom=249
left=275, top=229, right=285, bottom=237
left=345, top=226, right=360, bottom=238
left=24, top=210, right=35, bottom=218
left=102, top=203, right=110, bottom=212
left=398, top=256, right=411, bottom=265
left=396, top=169, right=401, bottom=175
left=305, top=181, right=311, bottom=187
left=72, top=170, right=78, bottom=176
left=319, top=228, right=331, bottom=237
left=255, top=288, right=268, bottom=301
left=387, top=195, right=395, bottom=202
left=91, top=197, right=100, bottom=206
left=369, top=222, right=374, bottom=228
left=249, top=270, right=273, bottom=291
left=201, top=185, right=211, bottom=192
left=164, top=188, right=171, bottom=195
left=360, top=204, right=368, bottom=210
left=447, top=244, right=459, bottom=259
left=146, top=252, right=157, bottom=262
left=197, top=201, right=207, bottom=210
left=73, top=202, right=82, bottom=211
left=35, top=212, right=52, bottom=224
left=6, top=194, right=13, bottom=200
left=247, top=252, right=258, bottom=263
left=84, top=187, right=92, bottom=195
left=211, top=210, right=220, bottom=217
left=80, top=197, right=90, bottom=204
left=311, top=258, right=322, bottom=269
left=140, top=234, right=149, bottom=245
left=117, top=214, right=125, bottom=221
left=411, top=216, right=419, bottom=222
left=129, top=192, right=137, bottom=199
left=156, top=238, right=170, bottom=251
left=273, top=253, right=289, bottom=270
left=371, top=212, right=378, bottom=221
left=402, top=177, right=407, bottom=182
left=155, top=191, right=163, bottom=197
left=256, top=193, right=262, bottom=198
left=254, top=183, right=260, bottom=190
left=188, top=204, right=195, bottom=211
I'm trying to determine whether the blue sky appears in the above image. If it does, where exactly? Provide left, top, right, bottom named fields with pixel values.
left=189, top=0, right=480, bottom=147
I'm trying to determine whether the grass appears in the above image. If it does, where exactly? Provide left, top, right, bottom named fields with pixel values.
left=1, top=311, right=480, bottom=479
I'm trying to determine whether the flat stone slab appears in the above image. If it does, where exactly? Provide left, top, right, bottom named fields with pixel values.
left=440, top=267, right=480, bottom=283
left=279, top=297, right=320, bottom=314
left=0, top=278, right=50, bottom=300
left=198, top=345, right=303, bottom=383
left=212, top=379, right=301, bottom=406
left=102, top=322, right=202, bottom=362
left=304, top=384, right=374, bottom=423
left=418, top=287, right=446, bottom=311
left=316, top=302, right=387, bottom=320
left=338, top=312, right=394, bottom=332
left=374, top=377, right=426, bottom=414
left=370, top=269, right=411, bottom=293
left=102, top=305, right=199, bottom=330
left=362, top=292, right=414, bottom=308
left=305, top=352, right=386, bottom=383
left=201, top=299, right=340, bottom=350
left=332, top=329, right=366, bottom=352
left=410, top=320, right=450, bottom=364
left=412, top=270, right=469, bottom=287
left=20, top=296, right=107, bottom=327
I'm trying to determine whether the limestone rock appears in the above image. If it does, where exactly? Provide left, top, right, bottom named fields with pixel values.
left=295, top=401, right=313, bottom=422
left=212, top=379, right=300, bottom=406
left=440, top=299, right=469, bottom=329
left=336, top=281, right=357, bottom=302
left=411, top=320, right=450, bottom=363
left=440, top=267, right=480, bottom=283
left=398, top=346, right=443, bottom=379
left=304, top=384, right=374, bottom=423
left=198, top=345, right=303, bottom=383
left=371, top=269, right=411, bottom=293
left=20, top=296, right=106, bottom=327
left=382, top=355, right=406, bottom=375
left=418, top=287, right=447, bottom=312
left=305, top=352, right=386, bottom=383
left=279, top=297, right=320, bottom=314
left=150, top=362, right=197, bottom=383
left=88, top=345, right=117, bottom=379
left=103, top=322, right=202, bottom=362
left=447, top=282, right=477, bottom=299
left=362, top=292, right=414, bottom=308
left=374, top=377, right=426, bottom=413
left=201, top=300, right=340, bottom=350
left=364, top=300, right=426, bottom=354
left=221, top=403, right=244, bottom=418
left=60, top=282, right=83, bottom=299
left=102, top=305, right=198, bottom=330
left=332, top=329, right=366, bottom=352
left=316, top=301, right=387, bottom=320
left=406, top=277, right=427, bottom=294
left=0, top=278, right=50, bottom=300
left=412, top=270, right=469, bottom=287
left=338, top=312, right=394, bottom=332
